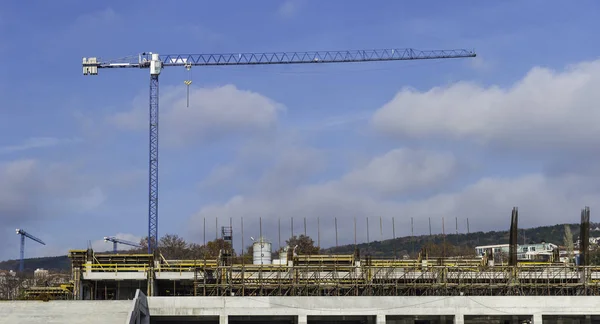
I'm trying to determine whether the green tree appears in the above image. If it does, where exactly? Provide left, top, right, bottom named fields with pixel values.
left=158, top=234, right=188, bottom=259
left=204, top=238, right=232, bottom=258
left=135, top=234, right=233, bottom=259
left=421, top=241, right=474, bottom=258
left=286, top=235, right=320, bottom=255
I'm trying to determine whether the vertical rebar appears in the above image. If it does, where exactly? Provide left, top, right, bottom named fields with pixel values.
left=335, top=217, right=338, bottom=248
left=442, top=216, right=446, bottom=259
left=380, top=216, right=383, bottom=240
left=241, top=217, right=244, bottom=260
left=455, top=217, right=458, bottom=235
left=303, top=217, right=307, bottom=236
left=428, top=217, right=432, bottom=237
left=203, top=217, right=206, bottom=246
left=354, top=217, right=357, bottom=247
left=291, top=217, right=294, bottom=238
left=259, top=217, right=262, bottom=240
left=278, top=218, right=281, bottom=251
left=467, top=218, right=470, bottom=234
left=392, top=217, right=396, bottom=259
left=317, top=216, right=320, bottom=248
left=411, top=217, right=414, bottom=255
left=215, top=217, right=218, bottom=240
left=366, top=217, right=370, bottom=253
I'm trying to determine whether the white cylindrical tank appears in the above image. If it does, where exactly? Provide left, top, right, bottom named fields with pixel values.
left=253, top=238, right=272, bottom=265
left=280, top=246, right=288, bottom=263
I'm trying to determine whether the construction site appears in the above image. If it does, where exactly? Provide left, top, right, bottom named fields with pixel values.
left=5, top=40, right=600, bottom=323
left=17, top=206, right=590, bottom=302
left=4, top=207, right=598, bottom=323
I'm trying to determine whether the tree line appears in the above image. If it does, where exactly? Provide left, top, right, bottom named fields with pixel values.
left=129, top=234, right=320, bottom=260
left=129, top=233, right=478, bottom=260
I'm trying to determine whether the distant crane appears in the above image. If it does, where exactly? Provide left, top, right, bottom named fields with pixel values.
left=15, top=229, right=45, bottom=272
left=83, top=48, right=476, bottom=254
left=104, top=236, right=142, bottom=253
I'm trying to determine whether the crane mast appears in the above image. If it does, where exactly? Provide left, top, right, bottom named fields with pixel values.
left=83, top=48, right=476, bottom=254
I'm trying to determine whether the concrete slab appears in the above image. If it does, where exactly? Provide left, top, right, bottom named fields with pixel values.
left=84, top=272, right=147, bottom=280
left=0, top=300, right=131, bottom=324
left=147, top=296, right=600, bottom=318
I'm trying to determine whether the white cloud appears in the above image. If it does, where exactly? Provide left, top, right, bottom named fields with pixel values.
left=277, top=0, right=302, bottom=18
left=0, top=159, right=107, bottom=220
left=0, top=137, right=82, bottom=154
left=189, top=147, right=469, bottom=246
left=173, top=24, right=224, bottom=42
left=340, top=148, right=458, bottom=197
left=91, top=233, right=142, bottom=252
left=0, top=159, right=53, bottom=225
left=371, top=59, right=600, bottom=149
left=110, top=84, right=283, bottom=147
left=66, top=186, right=106, bottom=212
left=198, top=138, right=326, bottom=198
left=74, top=8, right=118, bottom=26
left=0, top=159, right=107, bottom=259
left=191, top=165, right=600, bottom=249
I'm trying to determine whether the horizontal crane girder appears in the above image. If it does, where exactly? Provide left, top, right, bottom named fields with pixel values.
left=16, top=229, right=45, bottom=246
left=83, top=48, right=476, bottom=71
left=104, top=236, right=141, bottom=247
left=104, top=236, right=142, bottom=253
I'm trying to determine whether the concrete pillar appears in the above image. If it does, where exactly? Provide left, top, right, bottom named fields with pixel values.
left=454, top=314, right=464, bottom=324
left=73, top=267, right=81, bottom=300
left=532, top=314, right=543, bottom=324
left=297, top=315, right=307, bottom=324
left=376, top=314, right=386, bottom=324
left=220, top=315, right=228, bottom=324
left=147, top=276, right=153, bottom=296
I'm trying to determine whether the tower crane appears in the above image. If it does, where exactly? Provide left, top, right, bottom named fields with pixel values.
left=82, top=47, right=476, bottom=254
left=15, top=229, right=45, bottom=272
left=104, top=236, right=142, bottom=253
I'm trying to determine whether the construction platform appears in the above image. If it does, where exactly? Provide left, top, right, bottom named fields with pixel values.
left=67, top=249, right=600, bottom=300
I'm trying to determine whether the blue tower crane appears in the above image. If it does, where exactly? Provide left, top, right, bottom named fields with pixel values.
left=15, top=228, right=45, bottom=272
left=82, top=48, right=476, bottom=254
left=103, top=236, right=142, bottom=253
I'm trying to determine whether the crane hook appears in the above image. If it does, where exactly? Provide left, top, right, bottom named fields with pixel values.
left=184, top=63, right=192, bottom=107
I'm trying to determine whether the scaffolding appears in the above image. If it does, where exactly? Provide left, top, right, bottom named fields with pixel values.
left=23, top=284, right=73, bottom=300
left=68, top=249, right=600, bottom=299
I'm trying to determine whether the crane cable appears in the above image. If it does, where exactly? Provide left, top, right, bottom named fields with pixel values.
left=184, top=63, right=192, bottom=107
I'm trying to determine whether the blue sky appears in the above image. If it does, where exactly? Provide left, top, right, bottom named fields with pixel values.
left=1, top=0, right=600, bottom=261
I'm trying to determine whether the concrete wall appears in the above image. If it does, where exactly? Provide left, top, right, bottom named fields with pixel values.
left=147, top=296, right=600, bottom=323
left=0, top=300, right=131, bottom=324
left=127, top=289, right=150, bottom=324
left=4, top=294, right=600, bottom=324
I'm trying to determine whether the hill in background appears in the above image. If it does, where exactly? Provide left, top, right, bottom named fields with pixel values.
left=326, top=222, right=600, bottom=258
left=2, top=222, right=598, bottom=272
left=0, top=255, right=71, bottom=273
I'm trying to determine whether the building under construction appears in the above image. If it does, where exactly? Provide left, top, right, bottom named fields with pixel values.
left=52, top=207, right=600, bottom=301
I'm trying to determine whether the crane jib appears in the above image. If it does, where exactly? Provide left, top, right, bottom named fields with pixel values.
left=82, top=49, right=476, bottom=69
